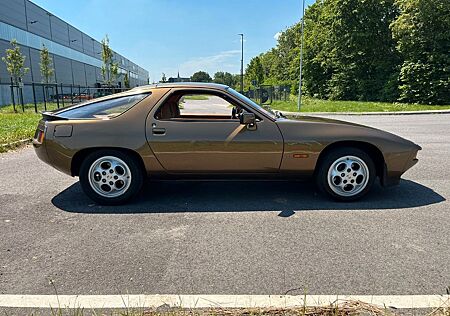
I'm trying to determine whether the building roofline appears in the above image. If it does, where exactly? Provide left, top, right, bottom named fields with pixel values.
left=25, top=0, right=148, bottom=76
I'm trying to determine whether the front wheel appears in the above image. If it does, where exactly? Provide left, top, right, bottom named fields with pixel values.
left=316, top=147, right=376, bottom=201
left=79, top=150, right=144, bottom=205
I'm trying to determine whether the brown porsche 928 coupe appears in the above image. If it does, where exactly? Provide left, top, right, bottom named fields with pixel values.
left=33, top=83, right=420, bottom=205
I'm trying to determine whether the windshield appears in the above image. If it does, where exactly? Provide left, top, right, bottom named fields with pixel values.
left=226, top=87, right=277, bottom=119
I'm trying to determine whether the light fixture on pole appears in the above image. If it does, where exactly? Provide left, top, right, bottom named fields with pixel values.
left=297, top=0, right=306, bottom=111
left=238, top=33, right=244, bottom=93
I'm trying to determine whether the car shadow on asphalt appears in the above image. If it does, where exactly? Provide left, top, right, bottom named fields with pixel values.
left=52, top=179, right=445, bottom=216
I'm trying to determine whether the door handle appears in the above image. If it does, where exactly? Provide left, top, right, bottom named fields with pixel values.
left=152, top=128, right=166, bottom=135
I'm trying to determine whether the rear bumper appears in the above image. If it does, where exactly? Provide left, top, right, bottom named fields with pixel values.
left=33, top=139, right=73, bottom=176
left=33, top=139, right=50, bottom=165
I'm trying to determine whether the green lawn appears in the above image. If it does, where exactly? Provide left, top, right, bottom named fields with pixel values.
left=0, top=103, right=62, bottom=151
left=183, top=95, right=210, bottom=100
left=269, top=97, right=450, bottom=112
left=0, top=111, right=39, bottom=151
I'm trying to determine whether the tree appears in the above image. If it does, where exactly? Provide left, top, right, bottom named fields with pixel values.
left=213, top=71, right=235, bottom=86
left=124, top=72, right=130, bottom=88
left=245, top=56, right=264, bottom=87
left=100, top=35, right=118, bottom=87
left=2, top=39, right=29, bottom=85
left=190, top=71, right=212, bottom=82
left=302, top=0, right=332, bottom=99
left=273, top=22, right=303, bottom=93
left=2, top=39, right=29, bottom=110
left=390, top=0, right=450, bottom=104
left=245, top=0, right=410, bottom=102
left=302, top=0, right=400, bottom=101
left=258, top=49, right=278, bottom=84
left=231, top=74, right=242, bottom=90
left=39, top=44, right=54, bottom=84
left=161, top=73, right=167, bottom=83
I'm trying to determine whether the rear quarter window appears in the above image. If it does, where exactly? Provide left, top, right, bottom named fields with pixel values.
left=56, top=93, right=150, bottom=119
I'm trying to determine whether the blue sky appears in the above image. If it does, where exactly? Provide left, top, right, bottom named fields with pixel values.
left=33, top=0, right=313, bottom=83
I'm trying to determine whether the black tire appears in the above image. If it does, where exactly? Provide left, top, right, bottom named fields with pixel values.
left=315, top=147, right=376, bottom=201
left=79, top=149, right=144, bottom=205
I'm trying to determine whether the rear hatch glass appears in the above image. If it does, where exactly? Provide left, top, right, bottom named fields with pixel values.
left=50, top=93, right=150, bottom=119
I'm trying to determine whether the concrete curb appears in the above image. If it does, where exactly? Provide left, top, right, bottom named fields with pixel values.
left=282, top=109, right=450, bottom=116
left=0, top=294, right=448, bottom=309
left=0, top=138, right=32, bottom=149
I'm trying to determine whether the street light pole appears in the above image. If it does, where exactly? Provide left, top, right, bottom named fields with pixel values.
left=297, top=0, right=306, bottom=111
left=238, top=33, right=244, bottom=93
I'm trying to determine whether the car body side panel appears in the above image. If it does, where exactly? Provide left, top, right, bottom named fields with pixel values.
left=276, top=117, right=419, bottom=181
left=145, top=87, right=284, bottom=173
left=41, top=88, right=170, bottom=176
left=146, top=119, right=284, bottom=173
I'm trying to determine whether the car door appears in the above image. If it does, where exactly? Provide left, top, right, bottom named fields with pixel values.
left=145, top=88, right=283, bottom=173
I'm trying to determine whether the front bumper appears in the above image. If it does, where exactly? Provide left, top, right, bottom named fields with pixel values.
left=381, top=148, right=420, bottom=187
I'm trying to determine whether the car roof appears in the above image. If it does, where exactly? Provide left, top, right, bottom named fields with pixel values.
left=130, top=82, right=229, bottom=92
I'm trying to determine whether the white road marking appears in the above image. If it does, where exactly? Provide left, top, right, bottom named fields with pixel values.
left=0, top=295, right=448, bottom=309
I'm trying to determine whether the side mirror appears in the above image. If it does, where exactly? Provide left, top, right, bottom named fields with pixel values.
left=240, top=112, right=256, bottom=125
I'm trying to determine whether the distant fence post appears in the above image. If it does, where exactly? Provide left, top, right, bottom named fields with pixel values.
left=32, top=82, right=37, bottom=113
left=42, top=84, right=47, bottom=111
left=55, top=83, right=60, bottom=108
left=60, top=83, right=64, bottom=107
left=19, top=81, right=24, bottom=112
left=10, top=78, right=16, bottom=112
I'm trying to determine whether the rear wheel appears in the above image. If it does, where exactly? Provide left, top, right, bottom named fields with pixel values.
left=316, top=147, right=376, bottom=201
left=79, top=150, right=143, bottom=205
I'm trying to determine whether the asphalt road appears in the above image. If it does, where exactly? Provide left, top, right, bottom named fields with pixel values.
left=0, top=114, right=448, bottom=296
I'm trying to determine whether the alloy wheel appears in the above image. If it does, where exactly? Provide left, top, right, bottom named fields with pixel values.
left=327, top=155, right=369, bottom=197
left=88, top=156, right=132, bottom=198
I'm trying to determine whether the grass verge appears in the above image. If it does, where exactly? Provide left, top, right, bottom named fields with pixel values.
left=269, top=97, right=450, bottom=113
left=0, top=112, right=39, bottom=152
left=0, top=103, right=62, bottom=152
left=183, top=95, right=210, bottom=100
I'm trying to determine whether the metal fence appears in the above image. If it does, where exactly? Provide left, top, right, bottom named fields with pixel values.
left=0, top=81, right=130, bottom=113
left=246, top=85, right=290, bottom=104
left=1, top=82, right=291, bottom=113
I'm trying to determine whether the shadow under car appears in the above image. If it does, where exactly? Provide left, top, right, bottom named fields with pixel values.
left=52, top=179, right=445, bottom=216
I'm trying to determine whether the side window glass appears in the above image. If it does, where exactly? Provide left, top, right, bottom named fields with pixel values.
left=178, top=94, right=234, bottom=116
left=155, top=91, right=258, bottom=121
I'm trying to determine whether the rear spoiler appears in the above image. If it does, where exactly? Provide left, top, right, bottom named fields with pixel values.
left=41, top=111, right=68, bottom=121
